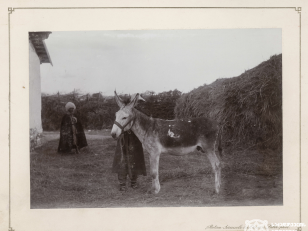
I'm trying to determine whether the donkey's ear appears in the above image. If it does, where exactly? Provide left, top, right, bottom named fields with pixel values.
left=114, top=91, right=125, bottom=108
left=127, top=93, right=145, bottom=108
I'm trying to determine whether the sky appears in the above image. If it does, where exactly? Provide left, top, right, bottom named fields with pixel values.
left=40, top=29, right=282, bottom=96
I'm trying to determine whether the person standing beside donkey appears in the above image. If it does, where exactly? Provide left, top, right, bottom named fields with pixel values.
left=112, top=94, right=147, bottom=191
left=58, top=102, right=88, bottom=154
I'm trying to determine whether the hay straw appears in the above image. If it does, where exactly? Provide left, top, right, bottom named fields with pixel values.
left=175, top=54, right=282, bottom=151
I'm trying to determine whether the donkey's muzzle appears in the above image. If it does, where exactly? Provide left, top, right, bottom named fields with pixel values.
left=111, top=117, right=135, bottom=140
left=111, top=133, right=117, bottom=139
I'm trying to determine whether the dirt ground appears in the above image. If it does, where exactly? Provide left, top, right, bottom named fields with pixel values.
left=30, top=130, right=282, bottom=208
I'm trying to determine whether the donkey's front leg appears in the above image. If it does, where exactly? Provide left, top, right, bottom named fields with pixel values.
left=149, top=151, right=161, bottom=194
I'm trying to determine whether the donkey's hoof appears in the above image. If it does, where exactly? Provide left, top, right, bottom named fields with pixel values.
left=215, top=186, right=221, bottom=194
left=215, top=189, right=220, bottom=195
left=152, top=187, right=160, bottom=194
left=147, top=187, right=160, bottom=194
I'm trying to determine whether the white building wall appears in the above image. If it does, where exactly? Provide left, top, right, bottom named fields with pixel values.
left=29, top=41, right=43, bottom=134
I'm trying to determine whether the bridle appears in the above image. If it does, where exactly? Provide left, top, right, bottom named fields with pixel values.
left=113, top=112, right=136, bottom=135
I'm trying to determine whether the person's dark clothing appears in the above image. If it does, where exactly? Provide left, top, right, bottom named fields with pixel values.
left=118, top=165, right=138, bottom=187
left=112, top=130, right=147, bottom=184
left=58, top=114, right=87, bottom=153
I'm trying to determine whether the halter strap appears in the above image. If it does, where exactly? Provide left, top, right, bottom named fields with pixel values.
left=113, top=114, right=136, bottom=134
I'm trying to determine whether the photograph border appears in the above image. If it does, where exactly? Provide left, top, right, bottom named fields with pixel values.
left=7, top=6, right=302, bottom=231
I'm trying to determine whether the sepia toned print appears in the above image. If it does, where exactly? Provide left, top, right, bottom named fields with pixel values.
left=29, top=29, right=282, bottom=208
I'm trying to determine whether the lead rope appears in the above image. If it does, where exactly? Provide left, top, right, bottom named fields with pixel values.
left=115, top=114, right=136, bottom=179
left=119, top=133, right=125, bottom=163
left=125, top=132, right=133, bottom=179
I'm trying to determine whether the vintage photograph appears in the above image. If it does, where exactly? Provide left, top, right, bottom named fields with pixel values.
left=29, top=29, right=282, bottom=208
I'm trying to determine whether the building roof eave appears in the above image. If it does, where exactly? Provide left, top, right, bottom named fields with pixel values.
left=42, top=40, right=53, bottom=66
left=29, top=32, right=53, bottom=66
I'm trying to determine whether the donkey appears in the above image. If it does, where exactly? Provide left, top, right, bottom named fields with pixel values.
left=111, top=92, right=222, bottom=194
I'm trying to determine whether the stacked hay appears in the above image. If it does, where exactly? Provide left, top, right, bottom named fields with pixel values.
left=175, top=54, right=282, bottom=151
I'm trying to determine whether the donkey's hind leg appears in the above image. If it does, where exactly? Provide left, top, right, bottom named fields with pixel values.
left=205, top=149, right=222, bottom=194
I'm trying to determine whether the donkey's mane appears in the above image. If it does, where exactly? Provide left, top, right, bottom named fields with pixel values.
left=133, top=107, right=148, bottom=116
left=133, top=108, right=154, bottom=132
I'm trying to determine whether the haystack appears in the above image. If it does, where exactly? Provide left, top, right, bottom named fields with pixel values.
left=175, top=54, right=282, bottom=151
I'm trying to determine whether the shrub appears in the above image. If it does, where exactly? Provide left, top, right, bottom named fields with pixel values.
left=41, top=89, right=182, bottom=130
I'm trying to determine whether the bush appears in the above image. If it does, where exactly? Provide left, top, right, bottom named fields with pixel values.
left=41, top=89, right=182, bottom=131
left=138, top=89, right=182, bottom=120
left=41, top=93, right=119, bottom=131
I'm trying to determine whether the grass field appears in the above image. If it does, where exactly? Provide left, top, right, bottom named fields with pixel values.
left=30, top=130, right=282, bottom=208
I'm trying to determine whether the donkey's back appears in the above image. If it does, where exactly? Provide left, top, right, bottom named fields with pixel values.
left=151, top=117, right=219, bottom=155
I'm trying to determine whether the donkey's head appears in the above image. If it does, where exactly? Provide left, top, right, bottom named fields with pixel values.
left=111, top=91, right=145, bottom=139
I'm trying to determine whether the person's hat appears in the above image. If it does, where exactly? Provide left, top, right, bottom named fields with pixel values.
left=65, top=102, right=76, bottom=111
